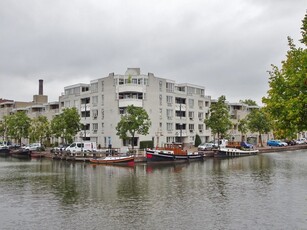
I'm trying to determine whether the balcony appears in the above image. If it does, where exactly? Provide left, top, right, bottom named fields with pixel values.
left=118, top=99, right=143, bottom=107
left=175, top=130, right=187, bottom=137
left=175, top=103, right=186, bottom=111
left=80, top=104, right=91, bottom=111
left=117, top=84, right=145, bottom=93
left=79, top=130, right=91, bottom=138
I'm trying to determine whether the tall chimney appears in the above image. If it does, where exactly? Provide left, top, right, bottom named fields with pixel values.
left=39, top=79, right=43, bottom=95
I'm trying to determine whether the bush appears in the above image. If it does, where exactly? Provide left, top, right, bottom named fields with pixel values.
left=194, top=134, right=202, bottom=147
left=140, top=140, right=153, bottom=149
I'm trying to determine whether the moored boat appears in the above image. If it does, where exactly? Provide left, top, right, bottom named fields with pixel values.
left=146, top=143, right=204, bottom=163
left=214, top=147, right=259, bottom=158
left=11, top=148, right=31, bottom=159
left=0, top=146, right=10, bottom=157
left=89, top=155, right=135, bottom=166
left=30, top=151, right=46, bottom=158
left=0, top=146, right=11, bottom=157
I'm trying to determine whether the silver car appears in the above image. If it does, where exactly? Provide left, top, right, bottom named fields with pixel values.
left=198, top=143, right=216, bottom=151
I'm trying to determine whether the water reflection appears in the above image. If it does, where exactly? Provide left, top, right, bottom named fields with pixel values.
left=0, top=151, right=307, bottom=229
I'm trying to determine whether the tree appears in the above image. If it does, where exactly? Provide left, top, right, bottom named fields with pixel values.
left=51, top=113, right=66, bottom=144
left=29, top=115, right=50, bottom=144
left=262, top=12, right=307, bottom=137
left=51, top=107, right=82, bottom=144
left=194, top=134, right=202, bottom=147
left=204, top=95, right=232, bottom=144
left=116, top=105, right=151, bottom=151
left=239, top=99, right=258, bottom=106
left=238, top=118, right=249, bottom=141
left=0, top=119, right=7, bottom=141
left=246, top=109, right=272, bottom=147
left=5, top=112, right=31, bottom=145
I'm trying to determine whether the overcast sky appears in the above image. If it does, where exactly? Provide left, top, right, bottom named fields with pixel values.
left=0, top=0, right=306, bottom=105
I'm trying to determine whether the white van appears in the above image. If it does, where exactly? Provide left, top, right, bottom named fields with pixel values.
left=65, top=142, right=97, bottom=153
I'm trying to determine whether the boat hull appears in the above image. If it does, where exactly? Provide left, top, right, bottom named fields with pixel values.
left=0, top=148, right=11, bottom=157
left=89, top=155, right=135, bottom=166
left=214, top=148, right=259, bottom=158
left=146, top=149, right=203, bottom=163
left=11, top=149, right=31, bottom=159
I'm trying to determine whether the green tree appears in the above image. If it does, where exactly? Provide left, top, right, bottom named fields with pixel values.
left=194, top=134, right=202, bottom=147
left=51, top=113, right=66, bottom=144
left=6, top=112, right=31, bottom=145
left=262, top=12, right=307, bottom=137
left=0, top=119, right=6, bottom=141
left=204, top=95, right=232, bottom=145
left=238, top=118, right=249, bottom=141
left=51, top=108, right=82, bottom=144
left=239, top=99, right=258, bottom=106
left=246, top=109, right=272, bottom=147
left=116, top=105, right=151, bottom=151
left=29, top=115, right=50, bottom=144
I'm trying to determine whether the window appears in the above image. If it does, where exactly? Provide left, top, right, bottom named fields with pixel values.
left=167, top=123, right=173, bottom=131
left=101, top=123, right=104, bottom=133
left=92, top=109, right=98, bottom=119
left=189, top=124, right=194, bottom=132
left=101, top=109, right=104, bottom=119
left=167, top=109, right=173, bottom=119
left=101, top=81, right=104, bottom=92
left=189, top=99, right=194, bottom=108
left=74, top=100, right=79, bottom=108
left=91, top=82, right=98, bottom=93
left=92, top=96, right=98, bottom=106
left=119, top=108, right=125, bottom=115
left=92, top=123, right=98, bottom=132
left=166, top=82, right=174, bottom=92
left=119, top=78, right=124, bottom=85
left=101, top=95, right=104, bottom=106
left=189, top=111, right=194, bottom=120
left=159, top=81, right=163, bottom=92
left=159, top=95, right=162, bottom=106
left=198, top=100, right=204, bottom=109
left=166, top=96, right=173, bottom=105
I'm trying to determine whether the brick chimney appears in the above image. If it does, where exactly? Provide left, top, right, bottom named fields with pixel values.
left=39, top=79, right=43, bottom=95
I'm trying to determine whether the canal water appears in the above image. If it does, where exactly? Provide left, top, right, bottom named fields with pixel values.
left=1, top=150, right=307, bottom=230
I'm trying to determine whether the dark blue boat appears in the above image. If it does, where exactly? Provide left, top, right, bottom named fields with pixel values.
left=0, top=146, right=10, bottom=157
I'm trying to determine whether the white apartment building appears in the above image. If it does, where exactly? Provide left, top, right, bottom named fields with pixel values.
left=228, top=102, right=261, bottom=144
left=59, top=68, right=212, bottom=148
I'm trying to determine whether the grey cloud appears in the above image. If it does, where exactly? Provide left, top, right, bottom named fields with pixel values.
left=0, top=0, right=306, bottom=105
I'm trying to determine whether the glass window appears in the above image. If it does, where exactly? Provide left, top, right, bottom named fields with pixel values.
left=91, top=82, right=98, bottom=93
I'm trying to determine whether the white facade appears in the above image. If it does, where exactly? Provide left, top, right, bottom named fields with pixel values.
left=59, top=68, right=212, bottom=148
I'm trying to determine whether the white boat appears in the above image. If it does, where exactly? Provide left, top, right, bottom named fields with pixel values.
left=214, top=147, right=259, bottom=158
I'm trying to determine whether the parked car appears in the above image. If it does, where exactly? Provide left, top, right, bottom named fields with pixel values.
left=198, top=143, right=217, bottom=151
left=23, top=143, right=45, bottom=151
left=285, top=140, right=296, bottom=146
left=267, top=140, right=287, bottom=147
left=241, top=141, right=253, bottom=149
left=296, top=138, right=306, bottom=144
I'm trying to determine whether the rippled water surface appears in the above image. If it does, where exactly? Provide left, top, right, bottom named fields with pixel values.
left=1, top=150, right=307, bottom=230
